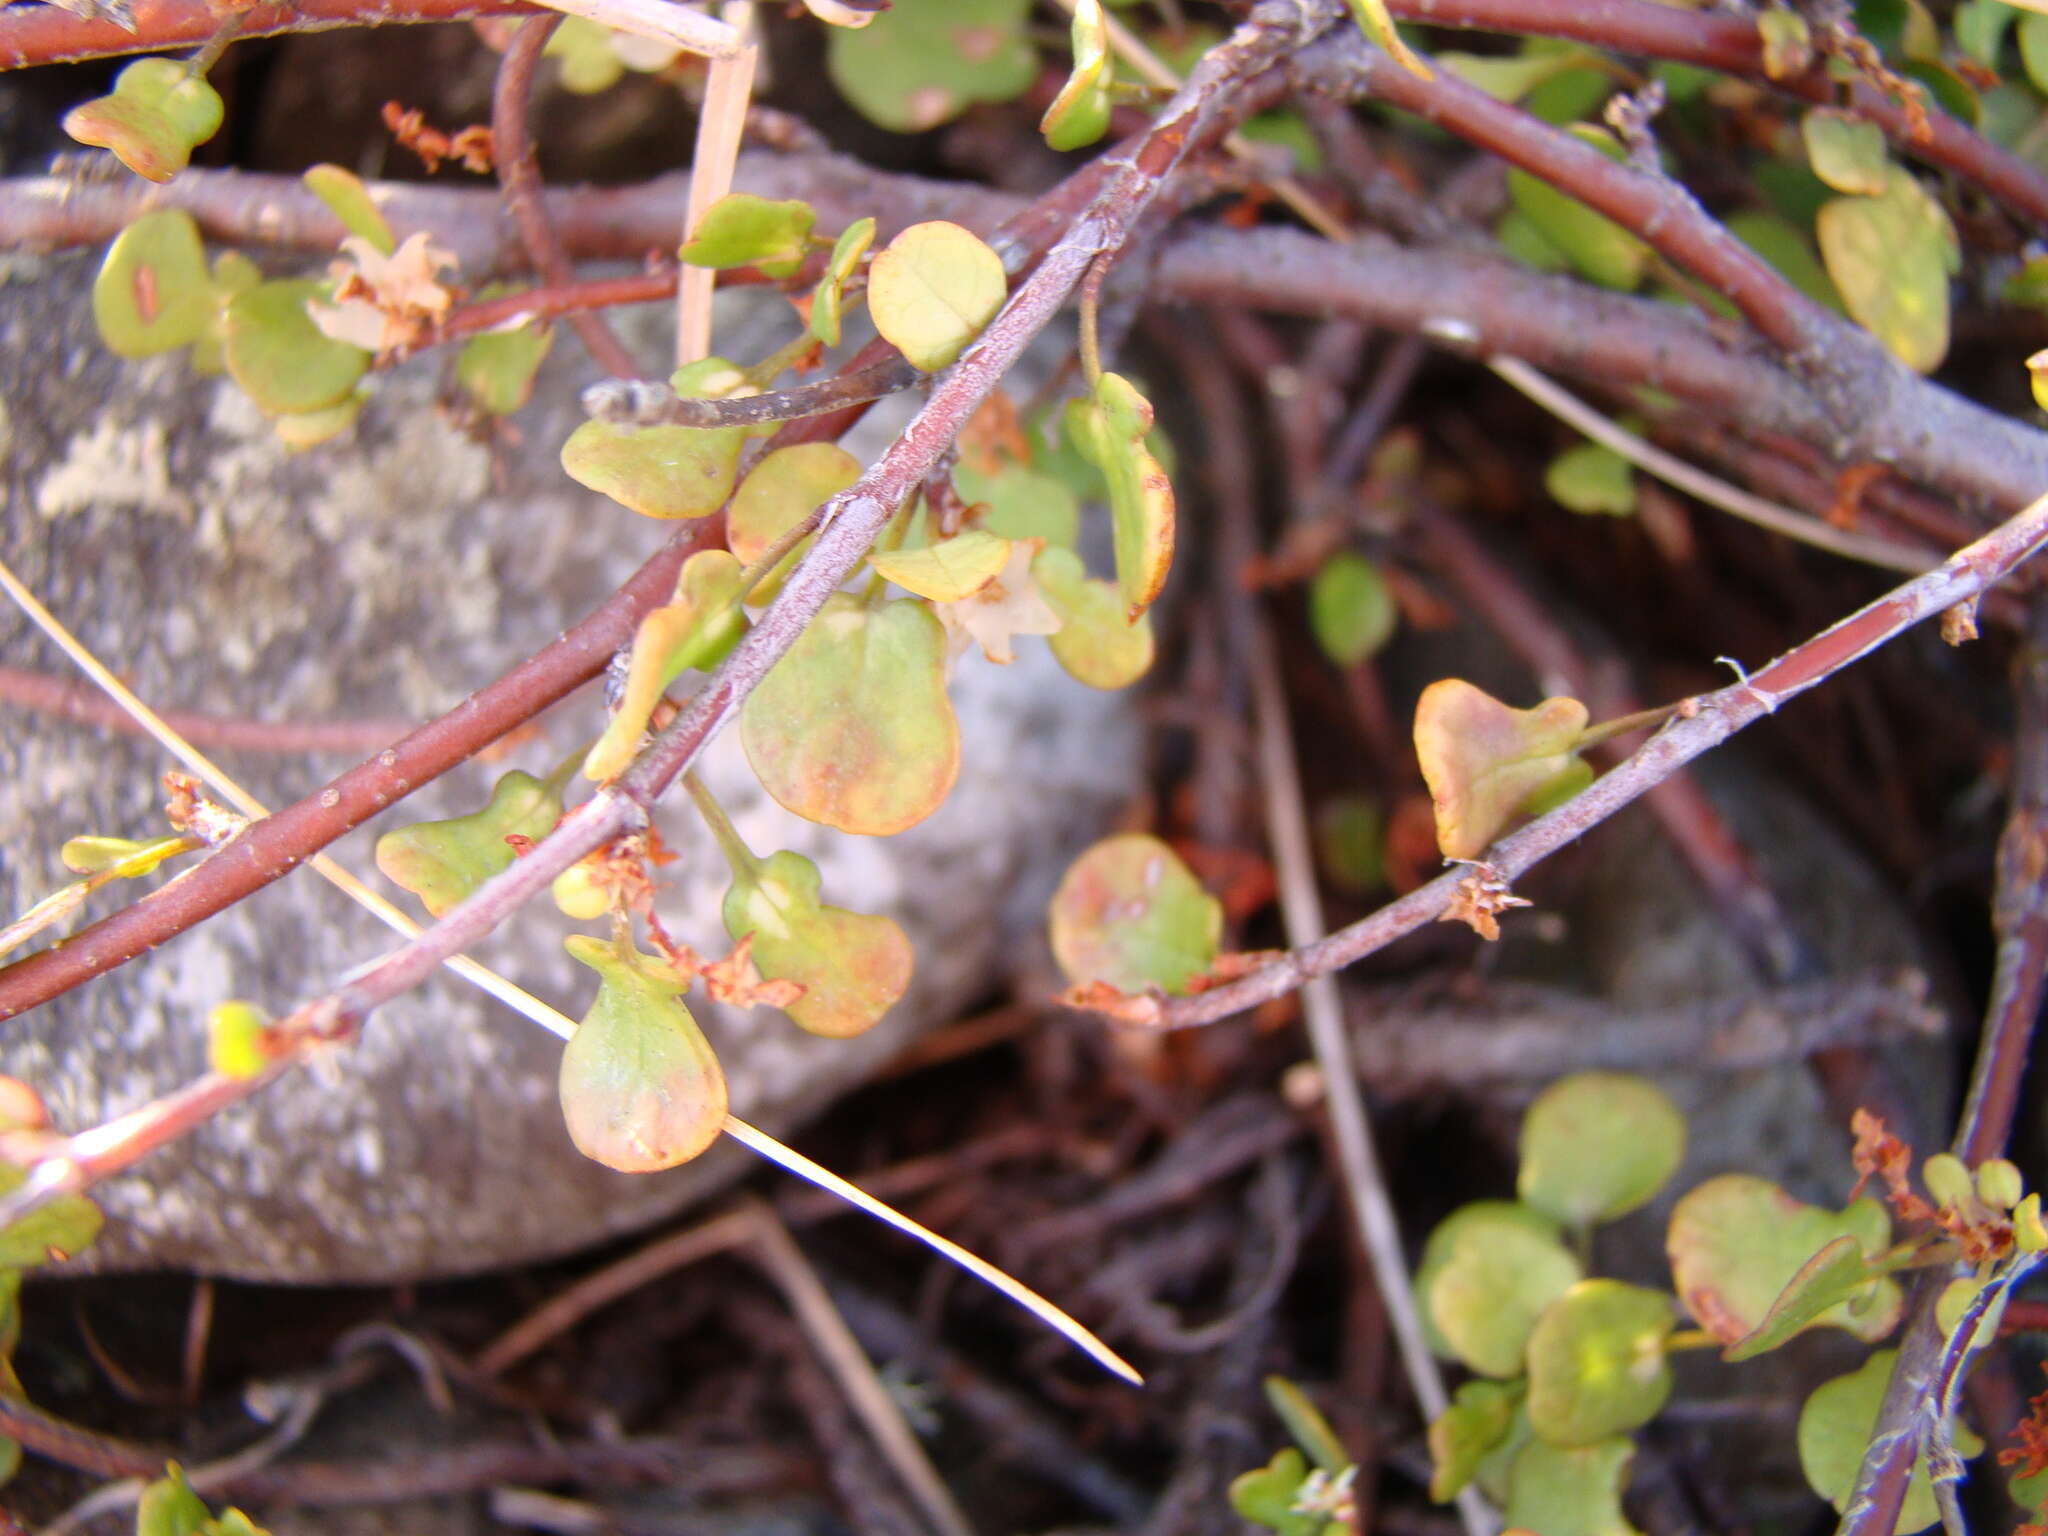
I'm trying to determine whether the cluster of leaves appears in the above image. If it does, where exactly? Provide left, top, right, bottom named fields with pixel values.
left=133, top=1464, right=269, bottom=1536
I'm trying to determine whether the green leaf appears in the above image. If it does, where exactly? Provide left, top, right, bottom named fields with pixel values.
left=92, top=210, right=212, bottom=359
left=1427, top=1215, right=1583, bottom=1377
left=457, top=302, right=553, bottom=417
left=1042, top=0, right=1112, bottom=151
left=1954, top=0, right=2014, bottom=67
left=560, top=417, right=747, bottom=520
left=0, top=1164, right=101, bottom=1269
left=1504, top=1437, right=1640, bottom=1536
left=205, top=1000, right=271, bottom=1079
left=1342, top=0, right=1432, bottom=79
left=1430, top=1379, right=1525, bottom=1502
left=1309, top=551, right=1398, bottom=666
left=741, top=593, right=960, bottom=836
left=871, top=529, right=1011, bottom=601
left=1416, top=1200, right=1567, bottom=1358
left=1525, top=1280, right=1676, bottom=1445
left=825, top=0, right=1037, bottom=133
left=189, top=250, right=260, bottom=377
left=1413, top=679, right=1591, bottom=861
left=583, top=550, right=747, bottom=782
left=137, top=1465, right=214, bottom=1536
left=1507, top=128, right=1648, bottom=291
left=1033, top=545, right=1154, bottom=690
left=374, top=768, right=564, bottom=918
left=1798, top=1350, right=1982, bottom=1534
left=868, top=221, right=1007, bottom=372
left=722, top=849, right=913, bottom=1039
left=728, top=443, right=862, bottom=604
left=302, top=164, right=394, bottom=256
left=680, top=194, right=818, bottom=279
left=560, top=936, right=725, bottom=1172
left=544, top=16, right=626, bottom=93
left=809, top=217, right=875, bottom=348
left=1229, top=1447, right=1324, bottom=1536
left=1048, top=833, right=1222, bottom=995
left=1757, top=8, right=1814, bottom=78
left=1803, top=108, right=1891, bottom=195
left=1071, top=374, right=1175, bottom=621
left=2021, top=12, right=2048, bottom=93
left=222, top=280, right=371, bottom=417
left=954, top=459, right=1080, bottom=548
left=63, top=58, right=223, bottom=182
left=1439, top=48, right=1595, bottom=103
left=272, top=394, right=363, bottom=451
left=1545, top=440, right=1637, bottom=516
left=58, top=834, right=189, bottom=879
left=1666, top=1173, right=1902, bottom=1348
left=1518, top=1071, right=1685, bottom=1227
left=1903, top=58, right=1979, bottom=124
left=1816, top=166, right=1958, bottom=374
left=1725, top=210, right=1844, bottom=313
left=1265, top=1377, right=1352, bottom=1475
left=1314, top=794, right=1384, bottom=895
left=1725, top=1235, right=1893, bottom=1361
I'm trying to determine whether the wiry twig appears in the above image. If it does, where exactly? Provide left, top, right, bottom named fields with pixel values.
left=581, top=357, right=920, bottom=430
left=0, top=663, right=418, bottom=755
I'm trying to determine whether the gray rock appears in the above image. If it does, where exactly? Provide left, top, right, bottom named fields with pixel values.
left=0, top=249, right=1137, bottom=1280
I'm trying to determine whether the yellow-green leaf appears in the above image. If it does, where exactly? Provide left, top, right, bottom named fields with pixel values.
left=560, top=417, right=746, bottom=519
left=1504, top=1437, right=1639, bottom=1536
left=560, top=937, right=725, bottom=1171
left=1034, top=545, right=1154, bottom=689
left=303, top=164, right=395, bottom=256
left=825, top=0, right=1036, bottom=133
left=728, top=442, right=861, bottom=603
left=1518, top=1071, right=1685, bottom=1226
left=1041, top=0, right=1112, bottom=151
left=867, top=221, right=1007, bottom=372
left=222, top=280, right=371, bottom=416
left=871, top=529, right=1010, bottom=601
left=1049, top=833, right=1222, bottom=995
left=1802, top=108, right=1890, bottom=196
left=63, top=58, right=223, bottom=182
left=1308, top=551, right=1398, bottom=665
left=1413, top=679, right=1590, bottom=861
left=810, top=217, right=875, bottom=348
left=1070, top=374, right=1175, bottom=621
left=583, top=550, right=747, bottom=782
left=680, top=193, right=818, bottom=279
left=1507, top=127, right=1648, bottom=292
left=1427, top=1217, right=1583, bottom=1378
left=1524, top=1281, right=1676, bottom=1446
left=374, top=768, right=564, bottom=917
left=1815, top=166, right=1958, bottom=374
left=1798, top=1351, right=1982, bottom=1534
left=92, top=209, right=212, bottom=359
left=1342, top=0, right=1432, bottom=79
left=722, top=849, right=913, bottom=1038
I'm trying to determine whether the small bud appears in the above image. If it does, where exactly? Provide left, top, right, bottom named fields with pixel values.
left=1922, top=1152, right=1974, bottom=1210
left=552, top=862, right=611, bottom=921
left=206, top=1001, right=272, bottom=1079
left=1976, top=1157, right=2024, bottom=1211
left=2015, top=1193, right=2047, bottom=1252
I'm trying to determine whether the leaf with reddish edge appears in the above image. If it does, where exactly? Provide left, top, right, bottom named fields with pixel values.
left=1414, top=679, right=1590, bottom=861
left=375, top=768, right=564, bottom=918
left=1069, top=373, right=1175, bottom=621
left=722, top=850, right=912, bottom=1038
left=1048, top=833, right=1221, bottom=995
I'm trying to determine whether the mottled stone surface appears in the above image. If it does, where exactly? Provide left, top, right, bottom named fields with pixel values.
left=0, top=250, right=1138, bottom=1281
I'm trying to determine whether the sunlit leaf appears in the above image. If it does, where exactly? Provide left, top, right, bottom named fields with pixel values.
left=722, top=849, right=912, bottom=1038
left=1504, top=1437, right=1640, bottom=1536
left=222, top=280, right=372, bottom=417
left=1798, top=1350, right=1982, bottom=1534
left=1816, top=166, right=1959, bottom=374
left=1416, top=1200, right=1567, bottom=1358
left=810, top=217, right=875, bottom=348
left=727, top=442, right=861, bottom=604
left=872, top=529, right=1010, bottom=602
left=1229, top=1448, right=1328, bottom=1536
left=136, top=1465, right=213, bottom=1536
left=0, top=1164, right=101, bottom=1269
left=560, top=416, right=747, bottom=519
left=1413, top=679, right=1590, bottom=861
left=1667, top=1173, right=1901, bottom=1347
left=1034, top=545, right=1154, bottom=689
left=1309, top=551, right=1398, bottom=666
left=205, top=1000, right=273, bottom=1080
left=1518, top=1072, right=1685, bottom=1227
left=868, top=221, right=1008, bottom=372
left=1525, top=1280, right=1676, bottom=1445
left=826, top=0, right=1036, bottom=134
left=1427, top=1216, right=1583, bottom=1378
left=1042, top=0, right=1112, bottom=151
left=271, top=394, right=364, bottom=451
left=1545, top=440, right=1637, bottom=516
left=560, top=936, right=725, bottom=1171
left=92, top=209, right=212, bottom=358
left=1507, top=127, right=1648, bottom=291
left=63, top=58, right=223, bottom=182
left=680, top=193, right=818, bottom=279
left=302, top=164, right=395, bottom=256
left=1757, top=7, right=1814, bottom=78
left=583, top=550, right=747, bottom=782
left=1049, top=833, right=1221, bottom=995
left=188, top=250, right=260, bottom=377
left=1070, top=373, right=1175, bottom=620
left=741, top=593, right=960, bottom=835
left=1802, top=108, right=1890, bottom=195
left=58, top=834, right=190, bottom=879
left=374, top=768, right=564, bottom=917
left=1430, top=1379, right=1525, bottom=1502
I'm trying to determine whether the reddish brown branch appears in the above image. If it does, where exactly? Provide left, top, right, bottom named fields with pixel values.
left=0, top=0, right=535, bottom=69
left=492, top=13, right=644, bottom=380
left=0, top=664, right=420, bottom=754
left=433, top=267, right=681, bottom=342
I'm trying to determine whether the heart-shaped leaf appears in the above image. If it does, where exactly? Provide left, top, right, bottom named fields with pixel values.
left=810, top=217, right=875, bottom=348
left=868, top=221, right=1007, bottom=372
left=721, top=849, right=913, bottom=1038
left=1427, top=1216, right=1583, bottom=1378
left=955, top=459, right=1080, bottom=548
left=1416, top=1200, right=1567, bottom=1357
left=0, top=1164, right=101, bottom=1269
left=826, top=0, right=1036, bottom=133
left=1816, top=166, right=1959, bottom=374
left=92, top=209, right=212, bottom=358
left=302, top=164, right=395, bottom=255
left=560, top=936, right=725, bottom=1171
left=728, top=442, right=862, bottom=603
left=1504, top=1436, right=1639, bottom=1536
left=1042, top=0, right=1112, bottom=151
left=222, top=280, right=372, bottom=417
left=1309, top=551, right=1398, bottom=666
left=1546, top=440, right=1637, bottom=516
left=584, top=550, right=747, bottom=782
left=561, top=417, right=747, bottom=519
left=1666, top=1173, right=1901, bottom=1346
left=1430, top=1379, right=1525, bottom=1502
left=1519, top=1071, right=1685, bottom=1227
left=1414, top=679, right=1591, bottom=861
left=1070, top=374, right=1175, bottom=621
left=64, top=58, right=224, bottom=182
left=1034, top=545, right=1154, bottom=689
left=1229, top=1448, right=1336, bottom=1536
left=741, top=593, right=960, bottom=835
left=1798, top=1351, right=1982, bottom=1535
left=1802, top=109, right=1890, bottom=196
left=1525, top=1281, right=1676, bottom=1446
left=680, top=193, right=818, bottom=279
left=871, top=529, right=1010, bottom=602
left=1507, top=127, right=1649, bottom=291
left=1049, top=833, right=1222, bottom=996
left=375, top=768, right=564, bottom=917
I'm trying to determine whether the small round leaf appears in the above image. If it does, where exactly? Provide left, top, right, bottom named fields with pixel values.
left=1049, top=833, right=1222, bottom=995
left=222, top=279, right=371, bottom=416
left=825, top=0, right=1036, bottom=133
left=1524, top=1280, right=1676, bottom=1445
left=92, top=209, right=212, bottom=358
left=374, top=769, right=563, bottom=918
left=868, top=221, right=1007, bottom=372
left=1427, top=1217, right=1583, bottom=1378
left=1416, top=1200, right=1566, bottom=1358
left=1504, top=1436, right=1639, bottom=1536
left=1518, top=1071, right=1685, bottom=1226
left=560, top=418, right=746, bottom=520
left=1034, top=545, right=1155, bottom=690
left=723, top=849, right=914, bottom=1038
left=1414, top=679, right=1590, bottom=861
left=1308, top=550, right=1398, bottom=666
